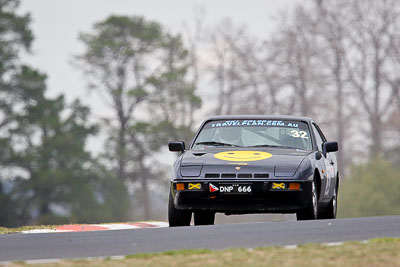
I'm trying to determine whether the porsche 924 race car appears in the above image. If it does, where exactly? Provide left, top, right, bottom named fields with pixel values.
left=168, top=115, right=339, bottom=227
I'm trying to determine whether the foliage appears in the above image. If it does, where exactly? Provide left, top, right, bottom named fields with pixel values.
left=338, top=157, right=400, bottom=218
left=0, top=0, right=35, bottom=227
left=0, top=0, right=33, bottom=76
left=4, top=0, right=400, bottom=226
left=76, top=15, right=201, bottom=219
left=0, top=0, right=33, bottom=132
left=206, top=0, right=400, bottom=163
left=0, top=66, right=131, bottom=226
left=0, top=2, right=132, bottom=227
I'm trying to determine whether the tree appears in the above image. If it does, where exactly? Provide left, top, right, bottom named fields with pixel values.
left=206, top=19, right=265, bottom=115
left=0, top=0, right=33, bottom=144
left=312, top=0, right=355, bottom=174
left=0, top=1, right=134, bottom=227
left=2, top=66, right=131, bottom=226
left=146, top=33, right=201, bottom=142
left=0, top=0, right=33, bottom=77
left=266, top=6, right=328, bottom=117
left=182, top=6, right=205, bottom=123
left=0, top=0, right=33, bottom=226
left=345, top=0, right=400, bottom=156
left=260, top=0, right=400, bottom=169
left=77, top=15, right=202, bottom=219
left=76, top=15, right=163, bottom=182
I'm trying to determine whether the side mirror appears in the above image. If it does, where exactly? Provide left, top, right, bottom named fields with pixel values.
left=322, top=141, right=338, bottom=156
left=169, top=141, right=185, bottom=152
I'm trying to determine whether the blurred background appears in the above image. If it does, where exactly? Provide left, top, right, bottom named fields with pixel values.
left=1, top=0, right=400, bottom=227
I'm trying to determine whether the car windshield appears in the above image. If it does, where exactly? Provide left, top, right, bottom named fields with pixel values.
left=192, top=119, right=312, bottom=150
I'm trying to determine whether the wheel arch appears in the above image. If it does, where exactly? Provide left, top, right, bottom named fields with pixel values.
left=314, top=168, right=322, bottom=201
left=336, top=172, right=339, bottom=192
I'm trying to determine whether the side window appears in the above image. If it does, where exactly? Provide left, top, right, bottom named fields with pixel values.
left=311, top=123, right=324, bottom=151
left=313, top=123, right=327, bottom=142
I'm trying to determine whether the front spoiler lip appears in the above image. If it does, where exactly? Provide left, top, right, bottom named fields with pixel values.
left=171, top=179, right=305, bottom=192
left=173, top=178, right=301, bottom=182
left=170, top=179, right=312, bottom=214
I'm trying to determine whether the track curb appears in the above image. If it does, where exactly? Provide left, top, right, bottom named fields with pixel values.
left=21, top=221, right=168, bottom=234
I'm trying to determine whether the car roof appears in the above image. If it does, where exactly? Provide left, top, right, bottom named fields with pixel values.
left=204, top=115, right=313, bottom=123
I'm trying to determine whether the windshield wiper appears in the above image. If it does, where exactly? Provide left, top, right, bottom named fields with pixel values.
left=195, top=141, right=239, bottom=147
left=248, top=144, right=298, bottom=149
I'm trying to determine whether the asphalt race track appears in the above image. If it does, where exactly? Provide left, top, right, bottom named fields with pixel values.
left=1, top=215, right=400, bottom=262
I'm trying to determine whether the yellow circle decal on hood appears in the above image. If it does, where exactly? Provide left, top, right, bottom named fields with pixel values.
left=214, top=151, right=272, bottom=162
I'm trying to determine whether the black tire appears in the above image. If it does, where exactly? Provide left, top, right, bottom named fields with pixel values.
left=194, top=211, right=215, bottom=226
left=318, top=182, right=337, bottom=219
left=168, top=192, right=191, bottom=227
left=297, top=180, right=318, bottom=221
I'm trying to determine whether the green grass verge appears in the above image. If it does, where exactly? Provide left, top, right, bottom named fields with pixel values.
left=8, top=237, right=400, bottom=266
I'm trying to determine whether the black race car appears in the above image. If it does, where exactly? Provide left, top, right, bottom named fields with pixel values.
left=168, top=115, right=339, bottom=226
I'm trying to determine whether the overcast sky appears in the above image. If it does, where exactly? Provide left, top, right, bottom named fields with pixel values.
left=17, top=0, right=298, bottom=158
left=19, top=0, right=296, bottom=117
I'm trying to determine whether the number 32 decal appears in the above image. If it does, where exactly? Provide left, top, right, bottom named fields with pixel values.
left=291, top=130, right=308, bottom=139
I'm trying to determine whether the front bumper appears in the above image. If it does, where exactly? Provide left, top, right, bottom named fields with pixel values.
left=170, top=180, right=313, bottom=214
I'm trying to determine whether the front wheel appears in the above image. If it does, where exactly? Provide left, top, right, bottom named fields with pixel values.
left=297, top=180, right=318, bottom=221
left=319, top=182, right=337, bottom=219
left=194, top=211, right=215, bottom=226
left=168, top=192, right=191, bottom=227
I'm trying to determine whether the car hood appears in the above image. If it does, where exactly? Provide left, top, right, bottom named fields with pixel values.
left=180, top=148, right=312, bottom=177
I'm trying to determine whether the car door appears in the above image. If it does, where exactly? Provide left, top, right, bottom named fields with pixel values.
left=311, top=123, right=332, bottom=200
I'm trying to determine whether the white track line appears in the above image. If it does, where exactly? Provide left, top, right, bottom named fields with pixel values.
left=324, top=242, right=344, bottom=247
left=284, top=240, right=369, bottom=250
left=21, top=229, right=58, bottom=234
left=0, top=239, right=373, bottom=265
left=284, top=245, right=298, bottom=249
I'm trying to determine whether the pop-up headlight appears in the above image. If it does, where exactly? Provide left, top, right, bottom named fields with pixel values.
left=180, top=166, right=202, bottom=177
